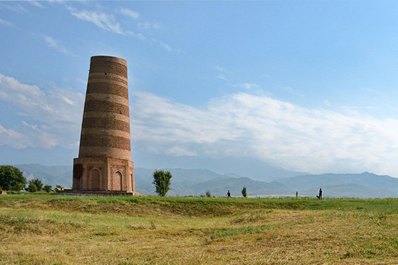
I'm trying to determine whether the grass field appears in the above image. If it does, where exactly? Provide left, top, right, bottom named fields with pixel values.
left=1, top=194, right=398, bottom=264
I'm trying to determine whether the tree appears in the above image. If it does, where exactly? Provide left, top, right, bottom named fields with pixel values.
left=26, top=181, right=38, bottom=192
left=153, top=170, right=172, bottom=196
left=31, top=178, right=43, bottom=191
left=43, top=185, right=52, bottom=193
left=205, top=191, right=211, bottom=197
left=242, top=186, right=247, bottom=198
left=0, top=165, right=26, bottom=191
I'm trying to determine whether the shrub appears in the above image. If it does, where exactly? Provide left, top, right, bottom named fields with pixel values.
left=43, top=185, right=52, bottom=192
left=30, top=178, right=43, bottom=191
left=242, top=187, right=247, bottom=198
left=26, top=181, right=38, bottom=192
left=153, top=170, right=172, bottom=196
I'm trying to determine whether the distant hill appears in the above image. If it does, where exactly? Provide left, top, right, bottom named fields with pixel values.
left=278, top=172, right=398, bottom=198
left=11, top=164, right=398, bottom=198
left=16, top=164, right=72, bottom=188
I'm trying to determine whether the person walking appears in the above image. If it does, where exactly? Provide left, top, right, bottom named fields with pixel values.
left=317, top=188, right=323, bottom=200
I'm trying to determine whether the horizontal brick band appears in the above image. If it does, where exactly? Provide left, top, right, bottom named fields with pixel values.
left=82, top=117, right=130, bottom=133
left=85, top=94, right=129, bottom=106
left=78, top=146, right=132, bottom=161
left=89, top=74, right=128, bottom=85
left=80, top=134, right=131, bottom=151
left=81, top=128, right=130, bottom=139
left=83, top=112, right=130, bottom=123
left=90, top=61, right=127, bottom=78
left=84, top=100, right=130, bottom=117
left=87, top=82, right=128, bottom=99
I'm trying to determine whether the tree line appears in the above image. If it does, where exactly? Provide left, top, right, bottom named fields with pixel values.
left=0, top=165, right=56, bottom=193
left=1, top=165, right=248, bottom=197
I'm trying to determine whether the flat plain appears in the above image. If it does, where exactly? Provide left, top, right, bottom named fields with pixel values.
left=1, top=194, right=398, bottom=264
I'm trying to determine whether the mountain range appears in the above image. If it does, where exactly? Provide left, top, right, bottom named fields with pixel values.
left=13, top=164, right=398, bottom=198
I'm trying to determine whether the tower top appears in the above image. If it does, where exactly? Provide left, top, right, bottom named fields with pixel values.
left=90, top=55, right=127, bottom=66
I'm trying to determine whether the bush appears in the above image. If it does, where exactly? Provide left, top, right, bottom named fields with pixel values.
left=26, top=181, right=38, bottom=192
left=153, top=170, right=172, bottom=196
left=0, top=165, right=27, bottom=191
left=30, top=178, right=43, bottom=191
left=43, top=185, right=52, bottom=192
left=242, top=187, right=247, bottom=198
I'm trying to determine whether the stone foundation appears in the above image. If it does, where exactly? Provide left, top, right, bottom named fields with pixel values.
left=73, top=157, right=134, bottom=194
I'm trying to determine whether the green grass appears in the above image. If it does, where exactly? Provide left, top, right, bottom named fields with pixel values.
left=2, top=194, right=398, bottom=264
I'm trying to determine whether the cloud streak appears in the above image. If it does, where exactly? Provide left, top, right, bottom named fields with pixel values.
left=0, top=18, right=13, bottom=27
left=0, top=124, right=29, bottom=148
left=67, top=5, right=175, bottom=52
left=118, top=8, right=140, bottom=20
left=0, top=74, right=84, bottom=148
left=43, top=35, right=74, bottom=55
left=71, top=10, right=123, bottom=34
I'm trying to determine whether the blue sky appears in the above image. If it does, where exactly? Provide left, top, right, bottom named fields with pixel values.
left=2, top=1, right=398, bottom=177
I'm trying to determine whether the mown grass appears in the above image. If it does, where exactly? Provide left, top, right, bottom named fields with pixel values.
left=2, top=194, right=398, bottom=264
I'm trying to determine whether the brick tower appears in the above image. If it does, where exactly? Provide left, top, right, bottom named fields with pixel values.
left=73, top=55, right=134, bottom=194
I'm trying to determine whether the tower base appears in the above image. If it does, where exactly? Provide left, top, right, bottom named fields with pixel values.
left=73, top=157, right=134, bottom=193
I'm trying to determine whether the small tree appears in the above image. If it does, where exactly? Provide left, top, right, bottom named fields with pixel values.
left=30, top=178, right=43, bottom=191
left=43, top=185, right=52, bottom=192
left=0, top=165, right=27, bottom=191
left=153, top=170, right=172, bottom=196
left=26, top=181, right=38, bottom=192
left=205, top=191, right=211, bottom=197
left=242, top=186, right=247, bottom=198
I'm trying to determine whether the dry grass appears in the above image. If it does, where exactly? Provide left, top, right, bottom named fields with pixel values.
left=1, top=195, right=398, bottom=264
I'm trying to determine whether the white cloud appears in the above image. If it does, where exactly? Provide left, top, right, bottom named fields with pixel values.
left=0, top=74, right=84, bottom=148
left=21, top=121, right=58, bottom=148
left=237, top=83, right=262, bottom=90
left=118, top=8, right=159, bottom=30
left=0, top=124, right=28, bottom=148
left=0, top=3, right=27, bottom=13
left=151, top=38, right=173, bottom=52
left=0, top=18, right=13, bottom=27
left=126, top=30, right=147, bottom=41
left=68, top=6, right=175, bottom=52
left=71, top=10, right=123, bottom=34
left=119, top=8, right=140, bottom=20
left=27, top=0, right=45, bottom=8
left=215, top=66, right=229, bottom=73
left=132, top=91, right=398, bottom=176
left=43, top=35, right=73, bottom=55
left=166, top=146, right=196, bottom=157
left=138, top=22, right=160, bottom=30
left=217, top=74, right=228, bottom=81
left=215, top=66, right=230, bottom=81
